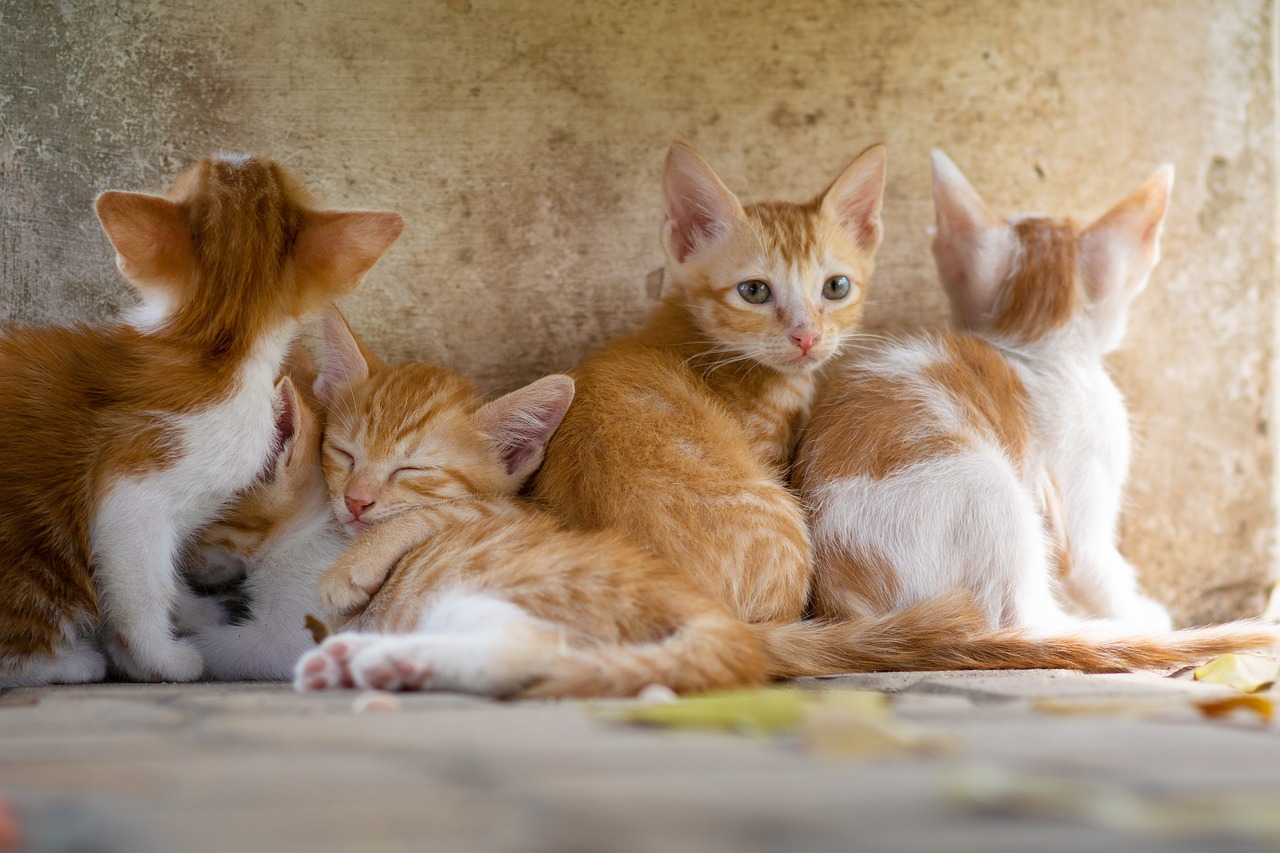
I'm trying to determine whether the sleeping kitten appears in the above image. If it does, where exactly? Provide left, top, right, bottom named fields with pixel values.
left=0, top=157, right=401, bottom=685
left=296, top=309, right=767, bottom=698
left=188, top=371, right=347, bottom=680
left=793, top=150, right=1180, bottom=632
left=529, top=141, right=888, bottom=626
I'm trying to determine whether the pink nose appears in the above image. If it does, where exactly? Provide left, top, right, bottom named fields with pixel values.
left=345, top=495, right=374, bottom=520
left=791, top=330, right=819, bottom=355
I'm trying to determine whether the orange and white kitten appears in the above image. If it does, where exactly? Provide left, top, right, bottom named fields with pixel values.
left=301, top=305, right=1275, bottom=689
left=0, top=157, right=401, bottom=685
left=294, top=310, right=766, bottom=698
left=794, top=151, right=1195, bottom=634
left=188, top=372, right=347, bottom=680
left=530, top=142, right=888, bottom=626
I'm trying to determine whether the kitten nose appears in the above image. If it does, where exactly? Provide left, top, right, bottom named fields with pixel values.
left=791, top=330, right=820, bottom=355
left=345, top=495, right=374, bottom=520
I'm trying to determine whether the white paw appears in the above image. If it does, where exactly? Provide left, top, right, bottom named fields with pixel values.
left=348, top=639, right=438, bottom=692
left=293, top=633, right=380, bottom=691
left=109, top=637, right=205, bottom=683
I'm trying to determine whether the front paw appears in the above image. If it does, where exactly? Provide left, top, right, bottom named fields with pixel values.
left=318, top=560, right=386, bottom=617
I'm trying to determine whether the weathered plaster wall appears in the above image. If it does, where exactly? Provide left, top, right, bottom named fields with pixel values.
left=1, top=0, right=1275, bottom=623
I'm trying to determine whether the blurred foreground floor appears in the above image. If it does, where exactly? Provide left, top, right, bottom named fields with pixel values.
left=3, top=669, right=1280, bottom=852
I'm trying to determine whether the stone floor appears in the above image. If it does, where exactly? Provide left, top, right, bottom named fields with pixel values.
left=3, top=669, right=1280, bottom=852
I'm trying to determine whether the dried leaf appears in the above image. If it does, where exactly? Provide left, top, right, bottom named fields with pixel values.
left=605, top=688, right=816, bottom=734
left=304, top=614, right=330, bottom=645
left=1196, top=694, right=1275, bottom=723
left=601, top=688, right=945, bottom=760
left=800, top=693, right=946, bottom=759
left=1193, top=654, right=1280, bottom=693
left=1032, top=698, right=1190, bottom=720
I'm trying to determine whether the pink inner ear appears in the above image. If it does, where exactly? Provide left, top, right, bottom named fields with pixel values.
left=295, top=210, right=404, bottom=293
left=315, top=307, right=371, bottom=407
left=480, top=375, right=575, bottom=479
left=94, top=191, right=193, bottom=285
left=662, top=144, right=740, bottom=263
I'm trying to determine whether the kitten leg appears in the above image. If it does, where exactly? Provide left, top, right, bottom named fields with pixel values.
left=294, top=633, right=382, bottom=689
left=297, top=594, right=561, bottom=696
left=318, top=508, right=441, bottom=616
left=170, top=582, right=229, bottom=635
left=1063, top=547, right=1173, bottom=631
left=92, top=481, right=205, bottom=682
left=0, top=633, right=107, bottom=687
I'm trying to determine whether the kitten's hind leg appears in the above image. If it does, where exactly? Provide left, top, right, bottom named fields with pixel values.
left=297, top=593, right=561, bottom=696
left=0, top=633, right=107, bottom=687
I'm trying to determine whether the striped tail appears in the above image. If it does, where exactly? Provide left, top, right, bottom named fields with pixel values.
left=515, top=612, right=768, bottom=699
left=756, top=594, right=1280, bottom=679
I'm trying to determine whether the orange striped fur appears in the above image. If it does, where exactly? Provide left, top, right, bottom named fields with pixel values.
left=295, top=309, right=766, bottom=697
left=530, top=141, right=888, bottom=625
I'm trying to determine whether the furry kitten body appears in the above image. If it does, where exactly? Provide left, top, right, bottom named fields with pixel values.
left=794, top=150, right=1182, bottom=632
left=189, top=373, right=347, bottom=680
left=530, top=142, right=889, bottom=625
left=0, top=157, right=401, bottom=685
left=296, top=311, right=766, bottom=697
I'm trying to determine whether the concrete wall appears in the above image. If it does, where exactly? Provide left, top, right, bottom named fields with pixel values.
left=1, top=0, right=1274, bottom=624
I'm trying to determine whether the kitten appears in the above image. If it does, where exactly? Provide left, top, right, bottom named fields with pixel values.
left=188, top=371, right=347, bottom=680
left=0, top=156, right=402, bottom=685
left=529, top=141, right=889, bottom=626
left=295, top=309, right=767, bottom=698
left=791, top=151, right=1241, bottom=637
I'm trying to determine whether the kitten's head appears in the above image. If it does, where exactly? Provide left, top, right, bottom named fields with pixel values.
left=659, top=141, right=886, bottom=373
left=193, top=370, right=325, bottom=575
left=315, top=308, right=575, bottom=534
left=94, top=156, right=403, bottom=343
left=930, top=149, right=1173, bottom=353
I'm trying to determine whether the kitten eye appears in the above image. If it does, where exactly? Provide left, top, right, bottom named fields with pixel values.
left=326, top=445, right=355, bottom=468
left=737, top=280, right=772, bottom=305
left=823, top=275, right=852, bottom=301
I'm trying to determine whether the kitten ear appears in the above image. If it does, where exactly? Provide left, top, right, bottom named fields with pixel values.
left=819, top=142, right=887, bottom=252
left=1080, top=165, right=1174, bottom=303
left=475, top=374, right=576, bottom=485
left=295, top=209, right=404, bottom=298
left=930, top=150, right=1014, bottom=328
left=661, top=142, right=745, bottom=264
left=266, top=375, right=303, bottom=481
left=315, top=306, right=378, bottom=407
left=94, top=191, right=194, bottom=289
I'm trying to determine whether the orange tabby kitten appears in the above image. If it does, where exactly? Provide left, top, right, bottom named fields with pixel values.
left=530, top=141, right=888, bottom=626
left=0, top=157, right=401, bottom=685
left=296, top=310, right=766, bottom=697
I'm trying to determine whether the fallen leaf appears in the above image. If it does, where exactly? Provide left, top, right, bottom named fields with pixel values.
left=600, top=688, right=946, bottom=760
left=800, top=693, right=945, bottom=759
left=304, top=614, right=330, bottom=645
left=605, top=688, right=816, bottom=734
left=1196, top=694, right=1275, bottom=723
left=1194, top=654, right=1280, bottom=693
left=1032, top=698, right=1188, bottom=720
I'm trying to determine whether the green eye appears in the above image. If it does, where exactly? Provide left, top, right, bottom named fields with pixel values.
left=823, top=275, right=852, bottom=300
left=737, top=280, right=772, bottom=304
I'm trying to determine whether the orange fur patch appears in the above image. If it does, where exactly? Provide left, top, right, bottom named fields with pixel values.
left=991, top=218, right=1079, bottom=343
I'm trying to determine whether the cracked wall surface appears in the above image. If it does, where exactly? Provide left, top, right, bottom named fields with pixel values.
left=1, top=0, right=1275, bottom=623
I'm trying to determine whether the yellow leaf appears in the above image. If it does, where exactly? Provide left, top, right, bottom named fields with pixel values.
left=603, top=688, right=817, bottom=734
left=1193, top=654, right=1280, bottom=693
left=1196, top=694, right=1275, bottom=723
